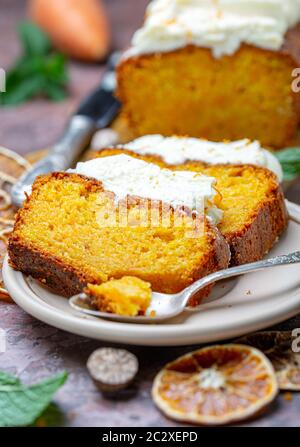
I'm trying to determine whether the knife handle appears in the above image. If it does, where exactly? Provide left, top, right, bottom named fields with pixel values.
left=75, top=52, right=121, bottom=124
left=11, top=115, right=95, bottom=207
left=52, top=115, right=95, bottom=166
left=76, top=73, right=120, bottom=125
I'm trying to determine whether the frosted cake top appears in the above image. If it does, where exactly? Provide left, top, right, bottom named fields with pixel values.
left=125, top=0, right=300, bottom=58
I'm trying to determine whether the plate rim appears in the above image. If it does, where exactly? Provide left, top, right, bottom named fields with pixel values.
left=2, top=200, right=300, bottom=347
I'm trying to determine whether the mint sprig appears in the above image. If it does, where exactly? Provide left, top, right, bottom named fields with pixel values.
left=275, top=147, right=300, bottom=182
left=0, top=21, right=69, bottom=106
left=0, top=370, right=68, bottom=427
left=19, top=21, right=50, bottom=57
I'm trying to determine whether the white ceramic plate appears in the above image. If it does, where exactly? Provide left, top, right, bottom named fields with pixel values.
left=3, top=201, right=300, bottom=347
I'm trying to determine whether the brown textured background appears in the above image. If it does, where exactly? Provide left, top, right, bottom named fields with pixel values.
left=0, top=0, right=147, bottom=154
left=0, top=0, right=300, bottom=427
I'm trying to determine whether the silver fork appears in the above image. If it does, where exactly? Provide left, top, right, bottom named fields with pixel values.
left=69, top=251, right=300, bottom=323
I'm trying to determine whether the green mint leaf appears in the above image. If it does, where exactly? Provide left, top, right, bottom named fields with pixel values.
left=33, top=402, right=65, bottom=427
left=10, top=56, right=45, bottom=79
left=0, top=371, right=68, bottom=427
left=0, top=21, right=69, bottom=106
left=275, top=147, right=300, bottom=181
left=18, top=21, right=50, bottom=56
left=0, top=76, right=45, bottom=106
left=46, top=83, right=68, bottom=101
left=45, top=53, right=69, bottom=84
left=0, top=371, right=21, bottom=387
left=4, top=57, right=44, bottom=93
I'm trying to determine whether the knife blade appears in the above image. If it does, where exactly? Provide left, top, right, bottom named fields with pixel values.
left=11, top=52, right=122, bottom=208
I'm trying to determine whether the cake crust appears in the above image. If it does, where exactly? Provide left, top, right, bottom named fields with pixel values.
left=8, top=240, right=88, bottom=297
left=8, top=226, right=229, bottom=306
left=223, top=182, right=288, bottom=266
left=8, top=172, right=230, bottom=306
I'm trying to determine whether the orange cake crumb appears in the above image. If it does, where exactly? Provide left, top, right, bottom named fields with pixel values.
left=86, top=276, right=152, bottom=316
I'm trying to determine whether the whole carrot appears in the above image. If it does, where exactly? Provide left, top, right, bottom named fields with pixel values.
left=29, top=0, right=111, bottom=61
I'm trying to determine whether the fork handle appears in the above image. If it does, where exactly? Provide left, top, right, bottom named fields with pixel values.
left=184, top=251, right=300, bottom=305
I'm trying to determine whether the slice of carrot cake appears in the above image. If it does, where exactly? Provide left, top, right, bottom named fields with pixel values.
left=8, top=155, right=230, bottom=305
left=94, top=135, right=288, bottom=265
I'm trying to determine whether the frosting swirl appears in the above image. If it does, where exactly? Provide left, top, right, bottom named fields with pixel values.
left=121, top=135, right=283, bottom=181
left=125, top=0, right=300, bottom=58
left=69, top=154, right=222, bottom=223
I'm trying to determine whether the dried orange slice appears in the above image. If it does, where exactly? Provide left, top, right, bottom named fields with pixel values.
left=238, top=332, right=300, bottom=391
left=152, top=344, right=278, bottom=425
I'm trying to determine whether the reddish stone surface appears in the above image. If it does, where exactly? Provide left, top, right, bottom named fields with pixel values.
left=1, top=302, right=300, bottom=427
left=0, top=0, right=300, bottom=427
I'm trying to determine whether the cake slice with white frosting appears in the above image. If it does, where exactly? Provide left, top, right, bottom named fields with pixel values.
left=93, top=135, right=288, bottom=265
left=8, top=154, right=230, bottom=306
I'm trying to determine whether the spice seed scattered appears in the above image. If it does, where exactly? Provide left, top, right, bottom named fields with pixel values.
left=87, top=347, right=139, bottom=393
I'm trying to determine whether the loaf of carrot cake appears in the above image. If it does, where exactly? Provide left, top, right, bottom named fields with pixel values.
left=94, top=135, right=288, bottom=265
left=8, top=155, right=230, bottom=306
left=117, top=0, right=300, bottom=148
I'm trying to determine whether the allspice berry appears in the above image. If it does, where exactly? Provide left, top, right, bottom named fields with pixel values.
left=87, top=348, right=139, bottom=393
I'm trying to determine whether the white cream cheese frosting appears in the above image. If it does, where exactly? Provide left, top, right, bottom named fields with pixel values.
left=69, top=154, right=222, bottom=223
left=121, top=135, right=283, bottom=181
left=125, top=0, right=300, bottom=59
